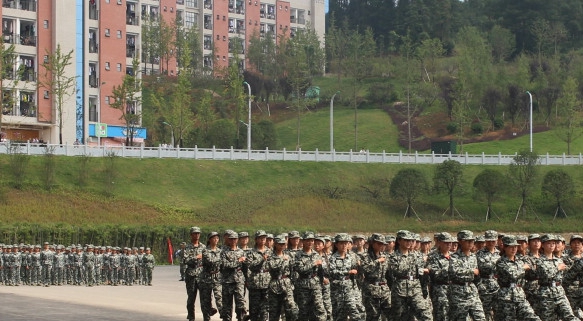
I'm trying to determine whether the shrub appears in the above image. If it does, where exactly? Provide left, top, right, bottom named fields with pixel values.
left=493, top=118, right=504, bottom=130
left=447, top=122, right=458, bottom=134
left=471, top=122, right=483, bottom=134
left=367, top=83, right=397, bottom=105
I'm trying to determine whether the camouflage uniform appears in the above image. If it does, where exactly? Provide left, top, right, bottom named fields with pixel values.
left=12, top=247, right=22, bottom=285
left=426, top=232, right=455, bottom=321
left=388, top=231, right=433, bottom=321
left=494, top=235, right=540, bottom=321
left=40, top=245, right=54, bottom=286
left=361, top=233, right=391, bottom=321
left=109, top=250, right=121, bottom=285
left=448, top=231, right=485, bottom=321
left=21, top=247, right=31, bottom=285
left=220, top=231, right=247, bottom=321
left=266, top=236, right=299, bottom=321
left=294, top=246, right=327, bottom=321
left=564, top=235, right=583, bottom=319
left=31, top=246, right=42, bottom=285
left=328, top=233, right=363, bottom=321
left=183, top=227, right=206, bottom=321
left=53, top=247, right=66, bottom=286
left=84, top=246, right=96, bottom=286
left=200, top=237, right=222, bottom=321
left=126, top=250, right=137, bottom=286
left=535, top=234, right=579, bottom=321
left=523, top=234, right=541, bottom=314
left=246, top=230, right=272, bottom=321
left=143, top=249, right=155, bottom=285
left=476, top=231, right=501, bottom=321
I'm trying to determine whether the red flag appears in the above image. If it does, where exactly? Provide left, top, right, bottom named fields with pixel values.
left=167, top=237, right=174, bottom=265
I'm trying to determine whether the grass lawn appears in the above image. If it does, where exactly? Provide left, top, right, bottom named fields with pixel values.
left=461, top=130, right=583, bottom=155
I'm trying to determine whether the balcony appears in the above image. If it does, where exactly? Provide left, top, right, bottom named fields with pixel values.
left=89, top=75, right=98, bottom=88
left=203, top=0, right=211, bottom=9
left=126, top=47, right=137, bottom=58
left=19, top=34, right=36, bottom=46
left=204, top=22, right=212, bottom=30
left=89, top=40, right=98, bottom=53
left=20, top=69, right=35, bottom=82
left=89, top=7, right=98, bottom=20
left=127, top=14, right=139, bottom=26
left=203, top=41, right=212, bottom=50
left=3, top=0, right=36, bottom=11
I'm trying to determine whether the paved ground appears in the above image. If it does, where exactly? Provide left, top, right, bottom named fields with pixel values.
left=0, top=265, right=221, bottom=321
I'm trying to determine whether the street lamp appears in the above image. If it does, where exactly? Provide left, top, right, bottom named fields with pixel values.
left=330, top=91, right=340, bottom=151
left=526, top=91, right=533, bottom=152
left=243, top=81, right=251, bottom=158
left=162, top=121, right=174, bottom=147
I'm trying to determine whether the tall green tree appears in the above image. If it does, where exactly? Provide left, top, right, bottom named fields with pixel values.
left=473, top=168, right=505, bottom=221
left=508, top=150, right=540, bottom=223
left=555, top=76, right=582, bottom=155
left=38, top=44, right=76, bottom=145
left=542, top=169, right=574, bottom=219
left=434, top=159, right=463, bottom=217
left=390, top=168, right=428, bottom=219
left=110, top=59, right=142, bottom=146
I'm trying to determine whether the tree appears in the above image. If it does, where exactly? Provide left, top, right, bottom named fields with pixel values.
left=508, top=150, right=540, bottom=222
left=434, top=159, right=463, bottom=217
left=206, top=118, right=236, bottom=148
left=473, top=168, right=505, bottom=221
left=38, top=44, right=76, bottom=145
left=141, top=14, right=160, bottom=74
left=390, top=168, right=428, bottom=219
left=555, top=76, right=582, bottom=155
left=482, top=87, right=503, bottom=130
left=0, top=37, right=19, bottom=128
left=416, top=38, right=445, bottom=83
left=196, top=91, right=215, bottom=143
left=488, top=25, right=515, bottom=63
left=542, top=169, right=574, bottom=219
left=110, top=59, right=142, bottom=146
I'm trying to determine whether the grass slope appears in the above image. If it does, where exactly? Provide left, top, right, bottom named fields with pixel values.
left=1, top=155, right=583, bottom=233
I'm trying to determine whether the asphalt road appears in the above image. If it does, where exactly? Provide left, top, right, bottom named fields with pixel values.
left=0, top=265, right=219, bottom=321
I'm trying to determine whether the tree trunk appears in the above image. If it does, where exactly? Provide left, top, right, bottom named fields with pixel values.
left=449, top=192, right=454, bottom=217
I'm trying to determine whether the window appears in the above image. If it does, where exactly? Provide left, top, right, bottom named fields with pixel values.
left=185, top=11, right=197, bottom=29
left=105, top=96, right=110, bottom=105
left=43, top=91, right=49, bottom=99
left=117, top=30, right=122, bottom=38
left=105, top=29, right=110, bottom=37
left=43, top=20, right=49, bottom=29
left=43, top=55, right=48, bottom=63
left=105, top=62, right=110, bottom=70
left=105, top=0, right=110, bottom=3
left=186, top=0, right=197, bottom=8
left=117, top=63, right=122, bottom=72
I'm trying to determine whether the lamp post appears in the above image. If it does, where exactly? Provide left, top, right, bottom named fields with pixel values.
left=243, top=81, right=251, bottom=158
left=330, top=91, right=340, bottom=151
left=162, top=121, right=174, bottom=147
left=526, top=91, right=533, bottom=152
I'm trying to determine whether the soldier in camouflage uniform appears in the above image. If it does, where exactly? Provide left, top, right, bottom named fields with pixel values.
left=200, top=232, right=222, bottom=321
left=176, top=242, right=187, bottom=281
left=84, top=245, right=96, bottom=286
left=448, top=230, right=485, bottom=321
left=477, top=230, right=501, bottom=320
left=53, top=245, right=66, bottom=286
left=494, top=235, right=540, bottom=321
left=5, top=245, right=14, bottom=285
left=183, top=226, right=206, bottom=321
left=246, top=230, right=272, bottom=321
left=294, top=231, right=327, bottom=321
left=125, top=247, right=137, bottom=286
left=12, top=245, right=22, bottom=285
left=31, top=245, right=41, bottom=285
left=137, top=247, right=144, bottom=284
left=143, top=247, right=155, bottom=285
left=388, top=230, right=433, bottom=321
left=328, top=233, right=363, bottom=321
left=535, top=234, right=580, bottom=321
left=21, top=245, right=31, bottom=285
left=40, top=242, right=54, bottom=287
left=564, top=235, right=583, bottom=319
left=109, top=247, right=121, bottom=285
left=267, top=234, right=299, bottom=321
left=523, top=234, right=541, bottom=314
left=220, top=230, right=248, bottom=321
left=426, top=232, right=455, bottom=321
left=315, top=236, right=332, bottom=321
left=361, top=233, right=391, bottom=321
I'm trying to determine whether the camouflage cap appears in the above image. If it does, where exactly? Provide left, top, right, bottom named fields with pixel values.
left=540, top=234, right=557, bottom=243
left=502, top=235, right=519, bottom=246
left=238, top=231, right=249, bottom=238
left=255, top=230, right=267, bottom=238
left=207, top=231, right=219, bottom=239
left=226, top=230, right=239, bottom=239
left=274, top=235, right=287, bottom=244
left=369, top=233, right=386, bottom=244
left=315, top=236, right=326, bottom=243
left=516, top=235, right=528, bottom=242
left=420, top=237, right=432, bottom=243
left=413, top=234, right=421, bottom=241
left=189, top=226, right=201, bottom=234
left=335, top=233, right=351, bottom=242
left=457, top=230, right=475, bottom=241
left=557, top=235, right=566, bottom=243
left=302, top=231, right=315, bottom=240
left=266, top=234, right=274, bottom=239
left=145, top=247, right=151, bottom=251
left=570, top=235, right=583, bottom=243
left=288, top=230, right=300, bottom=238
left=484, top=230, right=498, bottom=241
left=528, top=233, right=541, bottom=241
left=223, top=229, right=234, bottom=236
left=385, top=235, right=396, bottom=242
left=43, top=241, right=49, bottom=245
left=323, top=235, right=332, bottom=242
left=475, top=235, right=486, bottom=243
left=396, top=230, right=414, bottom=240
left=352, top=234, right=366, bottom=240
left=437, top=232, right=456, bottom=243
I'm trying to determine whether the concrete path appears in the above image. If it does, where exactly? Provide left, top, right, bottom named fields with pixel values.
left=0, top=265, right=221, bottom=321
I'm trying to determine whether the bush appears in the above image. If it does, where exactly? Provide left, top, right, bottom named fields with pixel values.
left=367, top=83, right=397, bottom=105
left=471, top=122, right=483, bottom=134
left=493, top=118, right=504, bottom=130
left=447, top=122, right=458, bottom=134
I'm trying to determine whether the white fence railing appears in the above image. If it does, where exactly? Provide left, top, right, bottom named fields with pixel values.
left=3, top=143, right=583, bottom=165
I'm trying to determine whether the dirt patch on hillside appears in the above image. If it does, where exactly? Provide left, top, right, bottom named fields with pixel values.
left=383, top=103, right=551, bottom=151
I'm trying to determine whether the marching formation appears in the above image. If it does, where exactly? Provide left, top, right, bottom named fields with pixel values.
left=180, top=226, right=583, bottom=321
left=0, top=242, right=156, bottom=287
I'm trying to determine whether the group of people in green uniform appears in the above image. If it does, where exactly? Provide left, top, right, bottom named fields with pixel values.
left=0, top=242, right=156, bottom=287
left=181, top=226, right=583, bottom=321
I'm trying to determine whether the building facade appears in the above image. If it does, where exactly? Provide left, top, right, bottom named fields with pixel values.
left=0, top=0, right=324, bottom=145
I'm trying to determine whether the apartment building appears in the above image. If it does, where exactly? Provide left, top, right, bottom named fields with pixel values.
left=0, top=0, right=324, bottom=145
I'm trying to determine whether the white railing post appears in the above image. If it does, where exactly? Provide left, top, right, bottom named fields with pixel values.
left=482, top=152, right=485, bottom=165
left=140, top=144, right=144, bottom=159
left=382, top=150, right=386, bottom=163
left=432, top=151, right=435, bottom=164
left=366, top=150, right=369, bottom=163
left=212, top=146, right=216, bottom=160
left=399, top=150, right=402, bottom=163
left=465, top=152, right=468, bottom=164
left=265, top=147, right=269, bottom=161
left=332, top=149, right=335, bottom=162
left=283, top=147, right=286, bottom=161
left=415, top=151, right=418, bottom=164
left=349, top=149, right=353, bottom=162
left=315, top=148, right=319, bottom=162
left=158, top=145, right=162, bottom=158
left=298, top=148, right=301, bottom=161
left=563, top=153, right=566, bottom=165
left=230, top=146, right=234, bottom=160
left=194, top=145, right=198, bottom=159
left=498, top=152, right=502, bottom=165
left=122, top=145, right=126, bottom=157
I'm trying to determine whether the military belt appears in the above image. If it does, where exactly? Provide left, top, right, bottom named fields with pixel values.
left=499, top=282, right=521, bottom=288
left=300, top=274, right=318, bottom=279
left=277, top=275, right=288, bottom=280
left=368, top=281, right=387, bottom=286
left=539, top=281, right=561, bottom=287
left=399, top=275, right=418, bottom=281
